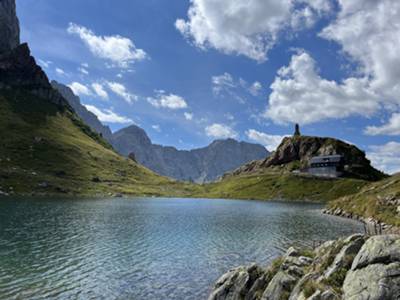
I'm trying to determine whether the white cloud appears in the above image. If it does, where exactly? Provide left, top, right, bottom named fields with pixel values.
left=184, top=112, right=193, bottom=120
left=147, top=91, right=188, bottom=109
left=212, top=73, right=262, bottom=103
left=55, top=68, right=66, bottom=76
left=67, top=23, right=147, bottom=68
left=78, top=67, right=89, bottom=75
left=212, top=73, right=236, bottom=96
left=321, top=0, right=400, bottom=104
left=365, top=113, right=400, bottom=136
left=264, top=51, right=379, bottom=124
left=205, top=123, right=238, bottom=139
left=68, top=82, right=92, bottom=97
left=225, top=113, right=235, bottom=121
left=249, top=81, right=262, bottom=96
left=106, top=81, right=138, bottom=103
left=246, top=129, right=288, bottom=152
left=176, top=0, right=331, bottom=62
left=38, top=59, right=52, bottom=69
left=367, top=142, right=400, bottom=174
left=152, top=125, right=161, bottom=132
left=84, top=105, right=133, bottom=124
left=91, top=83, right=109, bottom=100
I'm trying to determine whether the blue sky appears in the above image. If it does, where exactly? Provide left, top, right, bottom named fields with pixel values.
left=17, top=0, right=400, bottom=173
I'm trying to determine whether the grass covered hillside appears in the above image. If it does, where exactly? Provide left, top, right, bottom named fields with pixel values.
left=328, top=174, right=400, bottom=226
left=195, top=170, right=368, bottom=202
left=0, top=88, right=198, bottom=197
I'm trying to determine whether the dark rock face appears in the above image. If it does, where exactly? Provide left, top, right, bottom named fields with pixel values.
left=51, top=81, right=113, bottom=141
left=112, top=127, right=269, bottom=182
left=0, top=43, right=68, bottom=107
left=0, top=0, right=20, bottom=53
left=209, top=234, right=400, bottom=300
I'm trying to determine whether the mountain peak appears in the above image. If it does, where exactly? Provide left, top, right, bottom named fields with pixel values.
left=0, top=0, right=20, bottom=53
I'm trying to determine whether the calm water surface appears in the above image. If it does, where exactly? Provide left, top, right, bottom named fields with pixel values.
left=0, top=198, right=362, bottom=300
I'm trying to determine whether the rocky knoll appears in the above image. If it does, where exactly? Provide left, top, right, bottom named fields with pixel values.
left=209, top=234, right=400, bottom=300
left=229, top=136, right=385, bottom=181
left=0, top=0, right=19, bottom=53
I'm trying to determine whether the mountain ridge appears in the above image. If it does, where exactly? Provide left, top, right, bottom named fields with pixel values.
left=112, top=124, right=269, bottom=182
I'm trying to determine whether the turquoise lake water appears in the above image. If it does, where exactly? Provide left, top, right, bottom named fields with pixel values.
left=0, top=198, right=363, bottom=299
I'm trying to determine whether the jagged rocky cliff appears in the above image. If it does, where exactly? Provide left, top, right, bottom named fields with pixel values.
left=0, top=0, right=19, bottom=53
left=51, top=81, right=113, bottom=141
left=229, top=136, right=385, bottom=181
left=112, top=125, right=269, bottom=183
left=209, top=234, right=400, bottom=300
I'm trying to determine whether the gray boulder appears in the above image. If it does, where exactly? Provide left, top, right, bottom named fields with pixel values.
left=324, top=235, right=365, bottom=278
left=261, top=271, right=296, bottom=300
left=0, top=0, right=20, bottom=53
left=208, top=264, right=265, bottom=300
left=351, top=234, right=400, bottom=270
left=343, top=262, right=400, bottom=300
left=342, top=235, right=400, bottom=300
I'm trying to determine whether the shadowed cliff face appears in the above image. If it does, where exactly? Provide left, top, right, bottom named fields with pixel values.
left=0, top=0, right=19, bottom=53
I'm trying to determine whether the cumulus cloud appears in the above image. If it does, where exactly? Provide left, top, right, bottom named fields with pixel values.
left=106, top=81, right=138, bottom=103
left=152, top=125, right=161, bottom=132
left=91, top=83, right=109, bottom=100
left=176, top=0, right=331, bottom=62
left=365, top=113, right=400, bottom=136
left=184, top=112, right=193, bottom=120
left=84, top=105, right=133, bottom=124
left=68, top=23, right=147, bottom=68
left=264, top=51, right=379, bottom=124
left=367, top=142, right=400, bottom=174
left=205, top=123, right=238, bottom=139
left=321, top=0, right=400, bottom=103
left=147, top=90, right=188, bottom=109
left=68, top=82, right=92, bottom=97
left=246, top=129, right=288, bottom=152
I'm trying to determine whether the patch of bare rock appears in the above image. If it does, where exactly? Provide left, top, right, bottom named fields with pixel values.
left=208, top=234, right=400, bottom=300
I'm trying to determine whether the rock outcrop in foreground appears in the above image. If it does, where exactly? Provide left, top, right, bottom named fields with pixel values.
left=209, top=234, right=400, bottom=300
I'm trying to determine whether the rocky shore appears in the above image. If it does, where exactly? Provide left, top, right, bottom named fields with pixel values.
left=323, top=207, right=400, bottom=235
left=208, top=234, right=400, bottom=300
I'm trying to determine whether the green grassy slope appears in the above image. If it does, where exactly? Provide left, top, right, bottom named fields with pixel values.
left=0, top=89, right=199, bottom=197
left=329, top=174, right=400, bottom=226
left=194, top=170, right=368, bottom=202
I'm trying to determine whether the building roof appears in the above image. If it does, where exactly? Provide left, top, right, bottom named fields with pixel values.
left=310, top=155, right=342, bottom=164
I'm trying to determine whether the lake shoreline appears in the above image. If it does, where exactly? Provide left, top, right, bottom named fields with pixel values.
left=323, top=207, right=400, bottom=235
